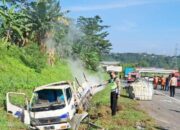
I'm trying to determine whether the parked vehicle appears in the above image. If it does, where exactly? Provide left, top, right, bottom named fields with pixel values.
left=172, top=72, right=180, bottom=87
left=127, top=72, right=140, bottom=83
left=124, top=67, right=135, bottom=78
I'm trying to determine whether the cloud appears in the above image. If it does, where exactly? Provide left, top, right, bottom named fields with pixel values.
left=65, top=0, right=178, bottom=12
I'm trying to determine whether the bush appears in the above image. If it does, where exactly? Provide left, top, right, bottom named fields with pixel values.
left=20, top=44, right=47, bottom=73
left=0, top=38, right=23, bottom=60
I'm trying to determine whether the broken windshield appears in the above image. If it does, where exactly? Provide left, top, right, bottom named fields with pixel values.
left=30, top=89, right=65, bottom=111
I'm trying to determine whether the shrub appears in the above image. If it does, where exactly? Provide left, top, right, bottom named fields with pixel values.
left=20, top=44, right=47, bottom=73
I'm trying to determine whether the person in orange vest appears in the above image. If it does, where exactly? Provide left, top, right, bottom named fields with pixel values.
left=161, top=76, right=166, bottom=90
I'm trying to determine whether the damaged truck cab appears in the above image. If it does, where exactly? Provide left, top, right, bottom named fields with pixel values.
left=6, top=81, right=77, bottom=130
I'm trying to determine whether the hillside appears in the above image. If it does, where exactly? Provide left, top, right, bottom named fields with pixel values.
left=103, top=53, right=180, bottom=69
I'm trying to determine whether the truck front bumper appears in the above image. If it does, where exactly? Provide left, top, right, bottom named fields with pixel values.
left=30, top=123, right=71, bottom=130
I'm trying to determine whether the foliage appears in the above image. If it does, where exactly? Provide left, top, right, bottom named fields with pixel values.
left=0, top=0, right=33, bottom=46
left=26, top=0, right=66, bottom=45
left=72, top=15, right=112, bottom=70
left=0, top=1, right=111, bottom=70
left=20, top=43, right=47, bottom=72
left=0, top=0, right=68, bottom=47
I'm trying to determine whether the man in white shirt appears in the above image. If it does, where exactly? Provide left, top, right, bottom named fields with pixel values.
left=169, top=74, right=177, bottom=97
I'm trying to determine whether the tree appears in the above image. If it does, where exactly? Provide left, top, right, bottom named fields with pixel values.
left=72, top=15, right=112, bottom=70
left=77, top=15, right=111, bottom=56
left=0, top=0, right=68, bottom=47
left=0, top=1, right=32, bottom=45
left=26, top=0, right=66, bottom=47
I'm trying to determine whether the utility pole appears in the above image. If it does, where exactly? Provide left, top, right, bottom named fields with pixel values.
left=173, top=43, right=178, bottom=70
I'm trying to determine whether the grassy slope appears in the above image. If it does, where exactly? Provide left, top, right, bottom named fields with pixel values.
left=0, top=53, right=73, bottom=130
left=89, top=86, right=155, bottom=130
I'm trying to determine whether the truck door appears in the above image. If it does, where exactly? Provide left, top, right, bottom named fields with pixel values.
left=6, top=92, right=30, bottom=124
left=65, top=87, right=76, bottom=119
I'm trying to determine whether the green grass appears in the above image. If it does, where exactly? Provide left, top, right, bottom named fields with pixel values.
left=89, top=85, right=155, bottom=130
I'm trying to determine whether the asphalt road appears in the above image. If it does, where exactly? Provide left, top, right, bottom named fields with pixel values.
left=121, top=80, right=180, bottom=130
left=155, top=86, right=180, bottom=100
left=139, top=87, right=180, bottom=130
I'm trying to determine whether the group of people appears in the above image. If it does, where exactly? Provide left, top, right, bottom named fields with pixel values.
left=153, top=75, right=169, bottom=91
left=153, top=74, right=177, bottom=97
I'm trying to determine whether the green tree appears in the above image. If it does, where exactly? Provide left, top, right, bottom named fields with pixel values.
left=0, top=1, right=32, bottom=45
left=73, top=15, right=112, bottom=70
left=26, top=0, right=66, bottom=46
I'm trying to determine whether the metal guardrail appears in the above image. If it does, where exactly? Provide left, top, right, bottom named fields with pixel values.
left=70, top=112, right=105, bottom=130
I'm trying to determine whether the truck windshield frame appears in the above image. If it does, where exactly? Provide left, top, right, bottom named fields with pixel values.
left=30, top=89, right=66, bottom=112
left=65, top=87, right=72, bottom=104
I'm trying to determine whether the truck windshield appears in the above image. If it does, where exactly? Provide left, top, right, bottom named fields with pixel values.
left=30, top=89, right=65, bottom=111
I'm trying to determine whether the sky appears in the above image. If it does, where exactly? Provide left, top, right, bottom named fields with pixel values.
left=60, top=0, right=180, bottom=56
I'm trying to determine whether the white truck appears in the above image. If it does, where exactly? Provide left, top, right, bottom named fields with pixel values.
left=6, top=81, right=91, bottom=130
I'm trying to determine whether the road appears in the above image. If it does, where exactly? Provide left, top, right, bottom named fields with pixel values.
left=156, top=87, right=180, bottom=100
left=139, top=87, right=180, bottom=130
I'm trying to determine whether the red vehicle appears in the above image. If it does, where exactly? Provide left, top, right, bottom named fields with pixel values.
left=127, top=72, right=140, bottom=83
left=174, top=72, right=180, bottom=87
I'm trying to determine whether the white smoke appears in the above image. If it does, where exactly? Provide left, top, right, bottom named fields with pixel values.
left=44, top=19, right=106, bottom=86
left=68, top=58, right=104, bottom=86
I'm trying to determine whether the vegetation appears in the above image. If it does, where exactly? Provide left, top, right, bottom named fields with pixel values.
left=103, top=53, right=180, bottom=69
left=72, top=16, right=111, bottom=70
left=0, top=0, right=111, bottom=70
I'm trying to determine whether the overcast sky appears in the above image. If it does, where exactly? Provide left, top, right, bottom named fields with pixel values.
left=61, top=0, right=180, bottom=56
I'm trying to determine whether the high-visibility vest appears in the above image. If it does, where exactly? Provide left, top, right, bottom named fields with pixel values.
left=109, top=79, right=117, bottom=91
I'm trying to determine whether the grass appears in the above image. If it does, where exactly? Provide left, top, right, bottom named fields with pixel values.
left=88, top=85, right=155, bottom=130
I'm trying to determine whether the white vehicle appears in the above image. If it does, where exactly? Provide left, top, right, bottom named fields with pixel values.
left=6, top=81, right=89, bottom=130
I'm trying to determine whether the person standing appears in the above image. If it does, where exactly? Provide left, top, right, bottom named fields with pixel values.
left=165, top=75, right=171, bottom=91
left=158, top=76, right=162, bottom=89
left=153, top=76, right=158, bottom=89
left=161, top=76, right=166, bottom=90
left=169, top=74, right=177, bottom=97
left=108, top=72, right=120, bottom=116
